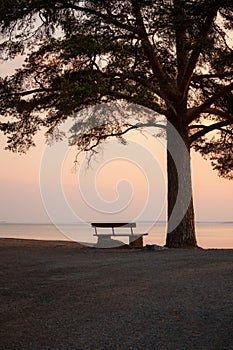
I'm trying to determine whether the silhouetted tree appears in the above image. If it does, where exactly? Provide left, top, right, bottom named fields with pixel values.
left=0, top=1, right=232, bottom=247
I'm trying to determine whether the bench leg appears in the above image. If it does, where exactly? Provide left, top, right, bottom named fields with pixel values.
left=129, top=236, right=143, bottom=248
left=97, top=236, right=111, bottom=245
left=96, top=236, right=125, bottom=248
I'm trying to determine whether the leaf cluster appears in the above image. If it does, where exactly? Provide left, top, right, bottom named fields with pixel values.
left=0, top=0, right=232, bottom=177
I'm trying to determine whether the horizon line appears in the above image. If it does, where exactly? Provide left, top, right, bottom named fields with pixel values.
left=1, top=220, right=233, bottom=225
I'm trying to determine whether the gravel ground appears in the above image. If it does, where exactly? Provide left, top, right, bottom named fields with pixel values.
left=0, top=239, right=233, bottom=350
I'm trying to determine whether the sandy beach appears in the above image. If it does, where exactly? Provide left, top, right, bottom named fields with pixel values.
left=0, top=238, right=232, bottom=349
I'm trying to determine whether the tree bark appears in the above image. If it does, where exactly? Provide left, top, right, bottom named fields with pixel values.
left=165, top=113, right=198, bottom=248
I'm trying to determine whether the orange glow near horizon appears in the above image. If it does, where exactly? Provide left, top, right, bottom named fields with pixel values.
left=0, top=128, right=232, bottom=224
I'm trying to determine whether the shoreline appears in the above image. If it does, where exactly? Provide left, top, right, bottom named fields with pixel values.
left=1, top=221, right=233, bottom=249
left=1, top=237, right=233, bottom=250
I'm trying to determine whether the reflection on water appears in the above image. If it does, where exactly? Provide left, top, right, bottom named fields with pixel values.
left=0, top=222, right=232, bottom=249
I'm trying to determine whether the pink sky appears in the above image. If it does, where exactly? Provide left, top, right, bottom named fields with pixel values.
left=0, top=127, right=232, bottom=223
left=0, top=58, right=232, bottom=224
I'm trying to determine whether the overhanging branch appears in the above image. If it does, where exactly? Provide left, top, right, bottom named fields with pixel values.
left=202, top=108, right=233, bottom=121
left=78, top=121, right=166, bottom=153
left=57, top=2, right=136, bottom=34
left=187, top=82, right=233, bottom=124
left=192, top=71, right=233, bottom=81
left=0, top=88, right=56, bottom=98
left=189, top=120, right=233, bottom=143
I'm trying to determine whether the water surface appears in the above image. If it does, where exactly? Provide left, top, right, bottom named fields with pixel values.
left=0, top=222, right=232, bottom=248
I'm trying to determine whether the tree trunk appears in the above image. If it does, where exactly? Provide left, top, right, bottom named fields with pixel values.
left=165, top=116, right=198, bottom=248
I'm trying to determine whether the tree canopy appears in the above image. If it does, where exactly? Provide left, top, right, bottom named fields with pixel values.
left=1, top=0, right=233, bottom=248
left=0, top=0, right=232, bottom=179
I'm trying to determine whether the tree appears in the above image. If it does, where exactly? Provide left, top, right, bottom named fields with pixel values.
left=0, top=0, right=232, bottom=247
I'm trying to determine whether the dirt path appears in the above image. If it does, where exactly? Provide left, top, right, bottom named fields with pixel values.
left=0, top=239, right=232, bottom=349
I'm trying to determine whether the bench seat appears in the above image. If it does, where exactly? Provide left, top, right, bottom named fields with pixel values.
left=91, top=222, right=148, bottom=248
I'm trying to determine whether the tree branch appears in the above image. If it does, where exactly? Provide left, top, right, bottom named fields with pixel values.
left=179, top=4, right=219, bottom=97
left=189, top=120, right=233, bottom=143
left=192, top=71, right=233, bottom=81
left=57, top=2, right=136, bottom=34
left=174, top=0, right=188, bottom=86
left=187, top=82, right=233, bottom=123
left=96, top=69, right=165, bottom=108
left=81, top=121, right=166, bottom=153
left=130, top=0, right=177, bottom=101
left=0, top=88, right=56, bottom=98
left=202, top=108, right=233, bottom=121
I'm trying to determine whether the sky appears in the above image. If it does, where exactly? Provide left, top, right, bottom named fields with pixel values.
left=0, top=57, right=232, bottom=224
left=0, top=124, right=232, bottom=224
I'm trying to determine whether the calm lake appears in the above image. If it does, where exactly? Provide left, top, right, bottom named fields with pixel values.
left=0, top=222, right=232, bottom=248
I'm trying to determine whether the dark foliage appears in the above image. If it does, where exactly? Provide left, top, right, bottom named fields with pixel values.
left=0, top=0, right=232, bottom=178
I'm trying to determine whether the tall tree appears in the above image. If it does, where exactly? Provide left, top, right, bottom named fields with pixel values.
left=0, top=0, right=232, bottom=247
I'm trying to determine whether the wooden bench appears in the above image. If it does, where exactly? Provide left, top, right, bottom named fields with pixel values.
left=91, top=222, right=148, bottom=248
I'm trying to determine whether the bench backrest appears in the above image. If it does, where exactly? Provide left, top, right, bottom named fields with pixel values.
left=91, top=222, right=136, bottom=228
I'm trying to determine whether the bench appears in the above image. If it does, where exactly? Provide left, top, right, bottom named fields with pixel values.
left=91, top=222, right=148, bottom=248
